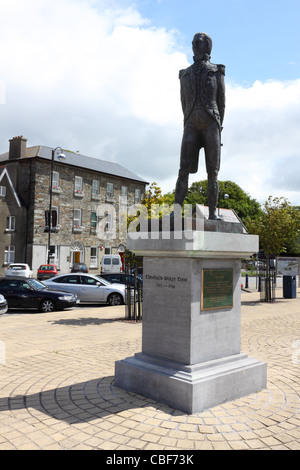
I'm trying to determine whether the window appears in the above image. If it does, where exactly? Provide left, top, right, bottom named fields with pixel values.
left=52, top=171, right=60, bottom=191
left=104, top=247, right=111, bottom=254
left=45, top=208, right=59, bottom=229
left=73, top=209, right=82, bottom=228
left=106, top=182, right=114, bottom=199
left=48, top=245, right=60, bottom=265
left=91, top=211, right=97, bottom=231
left=4, top=246, right=15, bottom=264
left=92, top=179, right=100, bottom=197
left=0, top=186, right=6, bottom=197
left=105, top=212, right=112, bottom=232
left=121, top=186, right=128, bottom=197
left=53, top=275, right=79, bottom=284
left=6, top=216, right=15, bottom=231
left=135, top=188, right=141, bottom=203
left=74, top=176, right=83, bottom=194
left=90, top=247, right=98, bottom=267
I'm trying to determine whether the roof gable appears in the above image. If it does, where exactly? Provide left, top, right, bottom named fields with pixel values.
left=0, top=168, right=22, bottom=207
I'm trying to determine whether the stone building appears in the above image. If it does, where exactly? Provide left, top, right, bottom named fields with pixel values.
left=0, top=136, right=148, bottom=276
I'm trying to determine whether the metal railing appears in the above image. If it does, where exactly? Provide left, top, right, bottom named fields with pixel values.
left=124, top=251, right=143, bottom=321
left=258, top=259, right=276, bottom=302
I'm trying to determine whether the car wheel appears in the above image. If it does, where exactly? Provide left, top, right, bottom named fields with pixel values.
left=40, top=299, right=56, bottom=313
left=108, top=293, right=123, bottom=306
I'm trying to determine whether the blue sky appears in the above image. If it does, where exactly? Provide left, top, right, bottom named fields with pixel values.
left=124, top=0, right=300, bottom=84
left=0, top=0, right=300, bottom=205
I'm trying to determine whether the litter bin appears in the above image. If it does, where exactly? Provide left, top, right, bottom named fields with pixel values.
left=283, top=276, right=296, bottom=299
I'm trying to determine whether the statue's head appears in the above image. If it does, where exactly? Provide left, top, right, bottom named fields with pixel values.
left=192, top=32, right=212, bottom=58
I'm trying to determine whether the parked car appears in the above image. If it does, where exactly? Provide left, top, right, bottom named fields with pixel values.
left=100, top=255, right=123, bottom=274
left=71, top=263, right=88, bottom=273
left=99, top=273, right=143, bottom=288
left=5, top=264, right=33, bottom=278
left=0, top=294, right=8, bottom=314
left=37, top=264, right=59, bottom=280
left=0, top=277, right=78, bottom=312
left=43, top=273, right=129, bottom=306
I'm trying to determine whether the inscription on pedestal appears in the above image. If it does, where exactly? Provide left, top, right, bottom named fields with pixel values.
left=202, top=269, right=233, bottom=311
left=145, top=273, right=188, bottom=291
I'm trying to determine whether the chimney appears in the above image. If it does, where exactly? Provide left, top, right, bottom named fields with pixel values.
left=9, top=136, right=27, bottom=160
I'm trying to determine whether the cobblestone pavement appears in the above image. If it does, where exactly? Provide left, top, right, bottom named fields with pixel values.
left=0, top=286, right=300, bottom=450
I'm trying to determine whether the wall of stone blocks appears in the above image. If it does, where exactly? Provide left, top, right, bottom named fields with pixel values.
left=27, top=159, right=145, bottom=274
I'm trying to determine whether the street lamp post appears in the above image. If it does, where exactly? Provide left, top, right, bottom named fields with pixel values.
left=47, top=147, right=66, bottom=264
left=218, top=192, right=229, bottom=217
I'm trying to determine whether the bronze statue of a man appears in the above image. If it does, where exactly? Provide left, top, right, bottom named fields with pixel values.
left=174, top=32, right=225, bottom=220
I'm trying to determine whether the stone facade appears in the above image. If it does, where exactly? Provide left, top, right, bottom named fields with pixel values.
left=0, top=137, right=147, bottom=276
left=0, top=169, right=27, bottom=272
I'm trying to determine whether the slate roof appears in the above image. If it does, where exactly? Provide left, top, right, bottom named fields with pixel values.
left=0, top=145, right=148, bottom=184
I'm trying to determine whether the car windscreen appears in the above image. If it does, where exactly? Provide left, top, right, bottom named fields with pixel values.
left=27, top=279, right=47, bottom=290
left=39, top=265, right=55, bottom=271
left=96, top=276, right=111, bottom=285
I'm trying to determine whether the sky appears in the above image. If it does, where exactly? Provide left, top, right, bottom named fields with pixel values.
left=1, top=0, right=300, bottom=206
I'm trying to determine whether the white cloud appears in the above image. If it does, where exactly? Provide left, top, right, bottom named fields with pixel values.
left=0, top=0, right=300, bottom=207
left=0, top=0, right=185, bottom=175
left=221, top=79, right=300, bottom=204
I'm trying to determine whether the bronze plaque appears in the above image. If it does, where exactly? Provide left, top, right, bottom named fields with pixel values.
left=202, top=269, right=233, bottom=311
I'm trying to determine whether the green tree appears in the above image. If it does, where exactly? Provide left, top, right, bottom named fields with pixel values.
left=127, top=182, right=172, bottom=231
left=141, top=182, right=173, bottom=219
left=184, top=180, right=262, bottom=224
left=246, top=196, right=300, bottom=301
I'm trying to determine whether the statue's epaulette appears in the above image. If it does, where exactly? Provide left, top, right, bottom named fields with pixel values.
left=179, top=67, right=190, bottom=79
left=217, top=64, right=225, bottom=75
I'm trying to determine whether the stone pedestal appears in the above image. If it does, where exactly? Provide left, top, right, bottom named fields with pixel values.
left=115, top=210, right=267, bottom=414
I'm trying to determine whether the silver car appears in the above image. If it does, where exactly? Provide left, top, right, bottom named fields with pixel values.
left=0, top=294, right=8, bottom=314
left=5, top=263, right=33, bottom=278
left=43, top=273, right=127, bottom=306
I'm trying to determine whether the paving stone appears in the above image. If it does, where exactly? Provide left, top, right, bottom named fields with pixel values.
left=0, top=289, right=300, bottom=450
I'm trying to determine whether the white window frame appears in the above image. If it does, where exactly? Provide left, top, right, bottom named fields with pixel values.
left=92, top=179, right=100, bottom=197
left=121, top=186, right=128, bottom=197
left=91, top=211, right=97, bottom=231
left=0, top=186, right=6, bottom=197
left=106, top=182, right=114, bottom=199
left=6, top=216, right=15, bottom=231
left=73, top=208, right=82, bottom=228
left=134, top=188, right=141, bottom=203
left=49, top=245, right=60, bottom=267
left=4, top=246, right=15, bottom=264
left=90, top=247, right=98, bottom=267
left=52, top=171, right=60, bottom=191
left=74, top=176, right=83, bottom=194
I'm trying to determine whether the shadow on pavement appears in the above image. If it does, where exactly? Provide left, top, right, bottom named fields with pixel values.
left=49, top=317, right=124, bottom=326
left=0, top=376, right=180, bottom=424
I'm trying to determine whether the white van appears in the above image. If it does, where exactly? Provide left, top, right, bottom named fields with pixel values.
left=100, top=255, right=123, bottom=274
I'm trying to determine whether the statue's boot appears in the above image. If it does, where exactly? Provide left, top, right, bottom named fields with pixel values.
left=208, top=174, right=222, bottom=220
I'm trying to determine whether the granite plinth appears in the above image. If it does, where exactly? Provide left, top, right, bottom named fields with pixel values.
left=115, top=352, right=267, bottom=415
left=115, top=218, right=267, bottom=414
